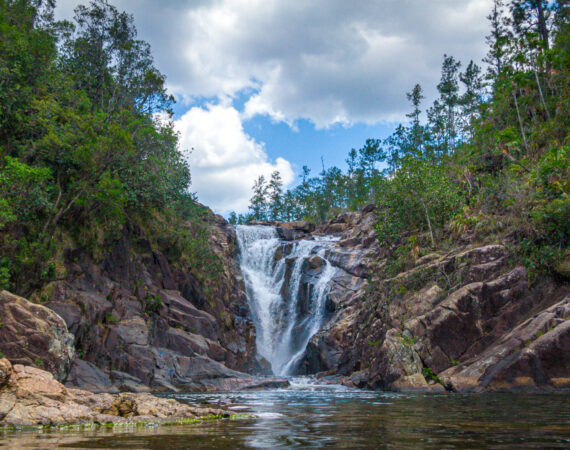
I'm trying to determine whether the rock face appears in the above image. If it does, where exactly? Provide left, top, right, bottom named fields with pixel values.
left=267, top=207, right=569, bottom=392
left=0, top=291, right=74, bottom=382
left=439, top=295, right=570, bottom=391
left=0, top=206, right=260, bottom=393
left=0, top=358, right=227, bottom=427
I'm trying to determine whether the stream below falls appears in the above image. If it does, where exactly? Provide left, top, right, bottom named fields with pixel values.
left=2, top=226, right=568, bottom=448
left=2, top=380, right=569, bottom=448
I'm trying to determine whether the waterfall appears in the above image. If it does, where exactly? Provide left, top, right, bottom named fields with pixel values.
left=236, top=225, right=337, bottom=376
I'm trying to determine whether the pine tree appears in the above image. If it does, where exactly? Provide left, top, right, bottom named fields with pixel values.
left=248, top=175, right=268, bottom=221
left=428, top=55, right=461, bottom=154
left=227, top=211, right=238, bottom=225
left=459, top=61, right=484, bottom=138
left=484, top=0, right=510, bottom=82
left=268, top=171, right=283, bottom=221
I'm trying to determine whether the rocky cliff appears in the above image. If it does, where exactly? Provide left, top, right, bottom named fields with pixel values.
left=1, top=204, right=567, bottom=395
left=0, top=207, right=271, bottom=393
left=272, top=207, right=569, bottom=392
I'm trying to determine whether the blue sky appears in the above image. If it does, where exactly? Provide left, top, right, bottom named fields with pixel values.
left=56, top=0, right=492, bottom=214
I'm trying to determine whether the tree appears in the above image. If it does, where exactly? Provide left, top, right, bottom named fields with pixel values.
left=227, top=211, right=238, bottom=225
left=376, top=156, right=463, bottom=247
left=484, top=0, right=510, bottom=82
left=62, top=0, right=173, bottom=115
left=248, top=175, right=268, bottom=221
left=459, top=61, right=484, bottom=138
left=406, top=84, right=425, bottom=150
left=428, top=55, right=462, bottom=154
left=268, top=171, right=283, bottom=221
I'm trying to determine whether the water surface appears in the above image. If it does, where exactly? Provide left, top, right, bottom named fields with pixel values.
left=2, top=379, right=569, bottom=448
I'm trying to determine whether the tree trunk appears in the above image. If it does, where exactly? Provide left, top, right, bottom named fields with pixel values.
left=512, top=89, right=530, bottom=156
left=535, top=1, right=549, bottom=51
left=421, top=200, right=436, bottom=247
left=533, top=56, right=551, bottom=121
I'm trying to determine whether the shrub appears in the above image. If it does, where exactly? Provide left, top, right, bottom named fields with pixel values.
left=145, top=294, right=162, bottom=314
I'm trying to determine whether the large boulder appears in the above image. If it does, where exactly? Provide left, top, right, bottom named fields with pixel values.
left=0, top=359, right=227, bottom=427
left=440, top=295, right=570, bottom=391
left=0, top=291, right=74, bottom=381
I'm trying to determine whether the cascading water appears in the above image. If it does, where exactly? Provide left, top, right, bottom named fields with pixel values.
left=236, top=225, right=338, bottom=376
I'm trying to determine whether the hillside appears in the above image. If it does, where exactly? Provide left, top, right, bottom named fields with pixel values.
left=0, top=0, right=568, bottom=400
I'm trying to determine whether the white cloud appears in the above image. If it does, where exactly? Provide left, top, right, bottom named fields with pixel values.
left=56, top=0, right=492, bottom=128
left=54, top=0, right=493, bottom=211
left=174, top=103, right=294, bottom=213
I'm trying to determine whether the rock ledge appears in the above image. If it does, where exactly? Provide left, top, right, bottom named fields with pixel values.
left=0, top=359, right=228, bottom=428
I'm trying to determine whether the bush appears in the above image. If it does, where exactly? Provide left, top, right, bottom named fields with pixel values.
left=145, top=294, right=162, bottom=314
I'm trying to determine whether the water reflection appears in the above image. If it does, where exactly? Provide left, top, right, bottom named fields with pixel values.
left=1, top=378, right=569, bottom=448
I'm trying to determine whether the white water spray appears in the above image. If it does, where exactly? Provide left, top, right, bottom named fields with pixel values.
left=236, top=225, right=337, bottom=376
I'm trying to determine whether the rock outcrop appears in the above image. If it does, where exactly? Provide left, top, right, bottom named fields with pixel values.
left=0, top=358, right=227, bottom=427
left=0, top=206, right=261, bottom=393
left=0, top=291, right=74, bottom=382
left=270, top=206, right=569, bottom=392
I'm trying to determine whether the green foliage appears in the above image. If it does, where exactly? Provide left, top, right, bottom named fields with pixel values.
left=422, top=367, right=441, bottom=384
left=367, top=339, right=381, bottom=347
left=0, top=0, right=210, bottom=297
left=398, top=333, right=418, bottom=347
left=33, top=357, right=44, bottom=369
left=0, top=156, right=52, bottom=227
left=376, top=157, right=464, bottom=248
left=104, top=314, right=118, bottom=324
left=145, top=294, right=162, bottom=314
left=0, top=258, right=11, bottom=290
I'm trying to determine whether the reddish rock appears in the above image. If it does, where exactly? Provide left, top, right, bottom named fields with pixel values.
left=0, top=291, right=74, bottom=382
left=440, top=295, right=570, bottom=391
left=0, top=359, right=227, bottom=427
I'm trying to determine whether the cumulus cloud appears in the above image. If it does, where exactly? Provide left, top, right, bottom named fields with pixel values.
left=54, top=0, right=492, bottom=210
left=174, top=104, right=294, bottom=213
left=56, top=0, right=492, bottom=127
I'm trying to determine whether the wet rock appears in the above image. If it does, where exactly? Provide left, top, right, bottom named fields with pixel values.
left=391, top=373, right=445, bottom=393
left=274, top=243, right=293, bottom=261
left=281, top=221, right=316, bottom=233
left=306, top=255, right=325, bottom=271
left=0, top=291, right=74, bottom=382
left=276, top=227, right=307, bottom=241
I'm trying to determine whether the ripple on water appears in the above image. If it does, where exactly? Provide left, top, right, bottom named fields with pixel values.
left=1, top=383, right=569, bottom=449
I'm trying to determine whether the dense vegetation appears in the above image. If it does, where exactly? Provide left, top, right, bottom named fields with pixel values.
left=235, top=0, right=568, bottom=276
left=0, top=0, right=218, bottom=296
left=0, top=0, right=567, bottom=299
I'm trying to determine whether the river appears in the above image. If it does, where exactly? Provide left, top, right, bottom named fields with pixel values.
left=2, top=379, right=569, bottom=448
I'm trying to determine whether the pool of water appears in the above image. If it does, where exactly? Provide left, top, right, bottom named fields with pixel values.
left=2, top=378, right=569, bottom=448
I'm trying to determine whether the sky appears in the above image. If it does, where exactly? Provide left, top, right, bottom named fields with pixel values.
left=55, top=0, right=493, bottom=215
